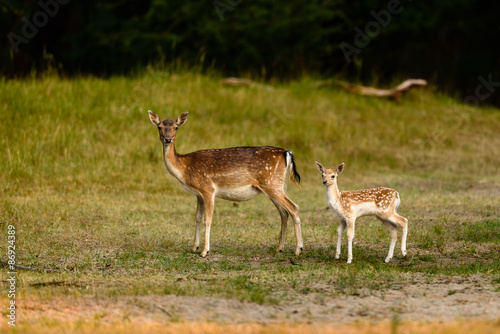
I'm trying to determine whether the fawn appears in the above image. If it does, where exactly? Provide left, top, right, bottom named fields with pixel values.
left=316, top=162, right=408, bottom=263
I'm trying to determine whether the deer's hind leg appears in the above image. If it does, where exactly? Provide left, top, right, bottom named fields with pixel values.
left=399, top=215, right=408, bottom=257
left=377, top=216, right=399, bottom=263
left=377, top=212, right=408, bottom=262
left=390, top=195, right=408, bottom=257
left=271, top=198, right=289, bottom=253
left=264, top=189, right=303, bottom=256
left=391, top=213, right=408, bottom=257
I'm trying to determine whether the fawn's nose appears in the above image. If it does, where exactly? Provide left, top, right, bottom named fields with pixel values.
left=164, top=137, right=172, bottom=144
left=322, top=180, right=328, bottom=185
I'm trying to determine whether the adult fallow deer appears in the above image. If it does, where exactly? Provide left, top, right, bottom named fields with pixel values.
left=148, top=110, right=304, bottom=257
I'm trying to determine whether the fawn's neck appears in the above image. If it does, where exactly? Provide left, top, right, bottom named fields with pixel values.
left=326, top=182, right=341, bottom=207
left=163, top=144, right=185, bottom=183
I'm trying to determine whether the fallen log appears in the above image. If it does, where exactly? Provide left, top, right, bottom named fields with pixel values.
left=316, top=78, right=428, bottom=100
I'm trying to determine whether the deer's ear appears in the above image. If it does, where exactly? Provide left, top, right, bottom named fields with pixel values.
left=148, top=110, right=161, bottom=126
left=177, top=112, right=189, bottom=126
left=315, top=161, right=325, bottom=173
left=336, top=163, right=345, bottom=175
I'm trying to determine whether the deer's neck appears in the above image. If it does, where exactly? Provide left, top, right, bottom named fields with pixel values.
left=326, top=183, right=342, bottom=212
left=163, top=144, right=185, bottom=183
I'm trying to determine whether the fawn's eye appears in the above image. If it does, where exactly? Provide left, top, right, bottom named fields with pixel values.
left=175, top=127, right=179, bottom=130
left=331, top=176, right=335, bottom=179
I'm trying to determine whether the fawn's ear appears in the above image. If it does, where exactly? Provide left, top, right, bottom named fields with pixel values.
left=148, top=110, right=161, bottom=126
left=315, top=161, right=325, bottom=173
left=336, top=163, right=345, bottom=175
left=176, top=112, right=189, bottom=126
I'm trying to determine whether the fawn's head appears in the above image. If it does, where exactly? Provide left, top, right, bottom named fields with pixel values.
left=315, top=162, right=344, bottom=187
left=148, top=110, right=188, bottom=145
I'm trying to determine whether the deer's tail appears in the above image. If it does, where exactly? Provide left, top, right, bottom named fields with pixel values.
left=285, top=150, right=301, bottom=190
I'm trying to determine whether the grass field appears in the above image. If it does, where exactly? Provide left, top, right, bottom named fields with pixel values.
left=1, top=71, right=499, bottom=332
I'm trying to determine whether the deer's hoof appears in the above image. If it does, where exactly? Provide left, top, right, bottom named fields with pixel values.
left=295, top=248, right=302, bottom=256
left=200, top=250, right=209, bottom=258
left=192, top=246, right=200, bottom=252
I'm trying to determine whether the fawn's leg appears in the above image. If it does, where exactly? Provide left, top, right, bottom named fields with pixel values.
left=346, top=217, right=356, bottom=264
left=393, top=214, right=408, bottom=257
left=335, top=219, right=347, bottom=259
left=381, top=218, right=398, bottom=263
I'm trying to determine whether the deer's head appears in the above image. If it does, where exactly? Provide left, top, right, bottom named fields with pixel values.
left=315, top=162, right=344, bottom=187
left=148, top=110, right=188, bottom=145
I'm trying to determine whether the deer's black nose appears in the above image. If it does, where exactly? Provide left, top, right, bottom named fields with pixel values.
left=322, top=180, right=327, bottom=185
left=164, top=137, right=172, bottom=144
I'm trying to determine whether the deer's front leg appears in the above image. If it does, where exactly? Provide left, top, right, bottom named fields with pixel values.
left=193, top=196, right=204, bottom=252
left=200, top=193, right=215, bottom=258
left=346, top=217, right=356, bottom=264
left=335, top=219, right=347, bottom=259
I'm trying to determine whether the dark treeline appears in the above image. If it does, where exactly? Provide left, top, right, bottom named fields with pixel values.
left=1, top=0, right=499, bottom=107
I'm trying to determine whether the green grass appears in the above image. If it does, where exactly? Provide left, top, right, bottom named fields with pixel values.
left=1, top=71, right=499, bottom=306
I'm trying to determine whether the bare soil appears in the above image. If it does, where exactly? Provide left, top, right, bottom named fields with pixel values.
left=20, top=274, right=499, bottom=325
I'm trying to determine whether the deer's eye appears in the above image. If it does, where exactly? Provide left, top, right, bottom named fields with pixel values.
left=331, top=176, right=335, bottom=179
left=175, top=127, right=179, bottom=130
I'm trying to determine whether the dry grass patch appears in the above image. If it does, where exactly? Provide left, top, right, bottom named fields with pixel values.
left=2, top=320, right=500, bottom=334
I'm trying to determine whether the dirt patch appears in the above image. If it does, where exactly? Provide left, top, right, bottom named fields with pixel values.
left=19, top=274, right=499, bottom=325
